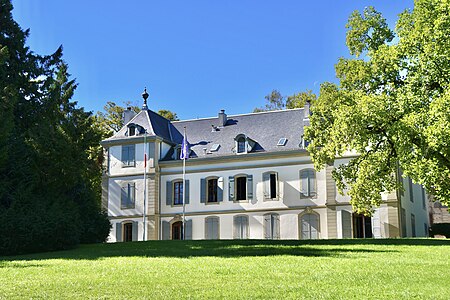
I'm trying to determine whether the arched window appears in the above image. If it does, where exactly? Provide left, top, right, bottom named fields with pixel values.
left=205, top=216, right=220, bottom=239
left=237, top=137, right=246, bottom=153
left=233, top=215, right=249, bottom=239
left=300, top=213, right=319, bottom=239
left=264, top=213, right=280, bottom=239
left=300, top=169, right=316, bottom=198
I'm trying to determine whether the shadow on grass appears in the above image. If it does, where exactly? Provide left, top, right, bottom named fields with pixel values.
left=3, top=238, right=448, bottom=262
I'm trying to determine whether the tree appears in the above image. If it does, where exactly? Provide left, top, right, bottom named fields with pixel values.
left=304, top=1, right=450, bottom=214
left=95, top=101, right=141, bottom=138
left=0, top=0, right=109, bottom=255
left=254, top=89, right=316, bottom=112
left=158, top=109, right=179, bottom=121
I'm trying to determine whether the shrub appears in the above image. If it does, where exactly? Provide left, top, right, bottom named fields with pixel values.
left=430, top=223, right=450, bottom=238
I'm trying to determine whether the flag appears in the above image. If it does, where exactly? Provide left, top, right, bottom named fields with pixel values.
left=180, top=131, right=190, bottom=160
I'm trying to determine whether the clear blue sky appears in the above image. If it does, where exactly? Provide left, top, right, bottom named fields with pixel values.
left=12, top=0, right=413, bottom=119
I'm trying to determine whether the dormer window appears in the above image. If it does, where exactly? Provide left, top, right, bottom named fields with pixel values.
left=129, top=126, right=136, bottom=136
left=237, top=137, right=246, bottom=153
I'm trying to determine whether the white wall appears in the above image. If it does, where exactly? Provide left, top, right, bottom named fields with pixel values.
left=400, top=176, right=429, bottom=237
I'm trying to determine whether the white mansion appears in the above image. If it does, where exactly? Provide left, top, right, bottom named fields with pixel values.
left=101, top=95, right=429, bottom=242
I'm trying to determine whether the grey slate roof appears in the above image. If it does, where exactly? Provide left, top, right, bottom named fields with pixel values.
left=103, top=109, right=174, bottom=143
left=103, top=108, right=308, bottom=159
left=166, top=108, right=307, bottom=160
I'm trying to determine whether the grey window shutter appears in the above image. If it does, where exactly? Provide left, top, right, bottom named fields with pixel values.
left=122, top=146, right=128, bottom=165
left=300, top=170, right=307, bottom=198
left=233, top=216, right=239, bottom=239
left=275, top=172, right=280, bottom=199
left=162, top=221, right=170, bottom=240
left=264, top=214, right=271, bottom=239
left=130, top=183, right=136, bottom=207
left=242, top=216, right=248, bottom=239
left=274, top=214, right=280, bottom=239
left=301, top=215, right=309, bottom=239
left=218, top=177, right=223, bottom=202
left=116, top=222, right=122, bottom=242
left=310, top=170, right=316, bottom=197
left=185, top=180, right=190, bottom=204
left=130, top=145, right=135, bottom=163
left=200, top=178, right=206, bottom=203
left=132, top=221, right=138, bottom=241
left=212, top=217, right=219, bottom=239
left=229, top=176, right=235, bottom=201
left=121, top=186, right=127, bottom=207
left=310, top=214, right=318, bottom=239
left=185, top=219, right=192, bottom=240
left=205, top=218, right=211, bottom=239
left=263, top=172, right=271, bottom=199
left=166, top=181, right=172, bottom=205
left=247, top=175, right=253, bottom=200
left=342, top=210, right=352, bottom=238
left=372, top=210, right=381, bottom=238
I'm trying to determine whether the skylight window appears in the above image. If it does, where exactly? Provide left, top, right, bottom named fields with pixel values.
left=210, top=144, right=220, bottom=152
left=277, top=138, right=287, bottom=146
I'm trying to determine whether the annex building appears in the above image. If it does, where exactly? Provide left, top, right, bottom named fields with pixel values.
left=101, top=95, right=429, bottom=242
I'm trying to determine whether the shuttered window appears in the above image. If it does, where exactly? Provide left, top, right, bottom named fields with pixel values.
left=205, top=217, right=219, bottom=239
left=301, top=213, right=319, bottom=239
left=121, top=183, right=135, bottom=209
left=264, top=213, right=280, bottom=239
left=233, top=215, right=249, bottom=239
left=263, top=172, right=278, bottom=200
left=173, top=181, right=183, bottom=205
left=300, top=169, right=316, bottom=198
left=122, top=145, right=135, bottom=167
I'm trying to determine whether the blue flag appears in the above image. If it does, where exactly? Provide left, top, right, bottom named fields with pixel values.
left=180, top=133, right=190, bottom=160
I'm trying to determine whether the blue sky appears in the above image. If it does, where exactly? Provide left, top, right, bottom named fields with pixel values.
left=12, top=0, right=413, bottom=119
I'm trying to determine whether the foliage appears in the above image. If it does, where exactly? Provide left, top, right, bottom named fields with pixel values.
left=94, top=101, right=141, bottom=138
left=304, top=1, right=450, bottom=214
left=0, top=0, right=109, bottom=255
left=0, top=239, right=449, bottom=299
left=254, top=89, right=316, bottom=112
left=157, top=109, right=179, bottom=121
left=430, top=223, right=450, bottom=238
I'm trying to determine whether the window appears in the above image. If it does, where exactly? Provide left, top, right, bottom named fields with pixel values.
left=233, top=215, right=249, bottom=239
left=237, top=137, right=246, bottom=153
left=264, top=213, right=280, bottom=239
left=300, top=213, right=319, bottom=239
left=210, top=144, right=220, bottom=152
left=207, top=178, right=218, bottom=203
left=172, top=221, right=183, bottom=240
left=236, top=176, right=247, bottom=200
left=422, top=187, right=426, bottom=209
left=277, top=138, right=287, bottom=146
left=300, top=169, right=316, bottom=198
left=121, top=183, right=135, bottom=209
left=411, top=214, right=416, bottom=237
left=175, top=147, right=181, bottom=160
left=353, top=214, right=372, bottom=238
left=401, top=208, right=407, bottom=237
left=229, top=175, right=253, bottom=201
left=409, top=178, right=414, bottom=202
left=300, top=135, right=310, bottom=149
left=205, top=217, right=219, bottom=239
left=123, top=223, right=133, bottom=242
left=129, top=126, right=136, bottom=136
left=166, top=180, right=190, bottom=206
left=122, top=144, right=135, bottom=167
left=173, top=181, right=183, bottom=205
left=263, top=172, right=278, bottom=200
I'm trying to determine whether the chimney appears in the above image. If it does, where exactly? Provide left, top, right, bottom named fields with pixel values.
left=303, top=100, right=311, bottom=126
left=123, top=107, right=136, bottom=125
left=218, top=109, right=227, bottom=127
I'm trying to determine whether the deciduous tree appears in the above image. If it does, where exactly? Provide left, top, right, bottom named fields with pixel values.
left=305, top=1, right=450, bottom=213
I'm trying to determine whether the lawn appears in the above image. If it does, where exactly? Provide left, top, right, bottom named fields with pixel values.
left=1, top=239, right=449, bottom=299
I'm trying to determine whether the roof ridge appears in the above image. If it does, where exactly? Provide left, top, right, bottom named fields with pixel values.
left=172, top=107, right=304, bottom=123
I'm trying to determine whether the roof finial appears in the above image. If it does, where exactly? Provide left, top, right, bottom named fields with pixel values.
left=142, top=87, right=149, bottom=110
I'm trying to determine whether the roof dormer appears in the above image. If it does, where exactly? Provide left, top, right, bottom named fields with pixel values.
left=234, top=134, right=256, bottom=154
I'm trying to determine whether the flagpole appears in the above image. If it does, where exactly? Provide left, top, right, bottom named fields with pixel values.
left=182, top=126, right=186, bottom=240
left=143, top=130, right=147, bottom=241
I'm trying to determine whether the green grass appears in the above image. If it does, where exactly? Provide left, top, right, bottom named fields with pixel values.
left=1, top=239, right=449, bottom=299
